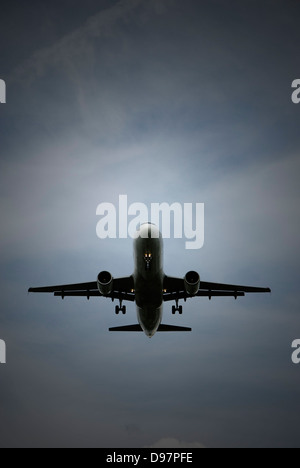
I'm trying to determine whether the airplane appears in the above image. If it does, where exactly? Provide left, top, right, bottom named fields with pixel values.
left=28, top=223, right=271, bottom=338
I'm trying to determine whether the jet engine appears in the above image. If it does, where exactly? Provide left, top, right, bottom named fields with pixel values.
left=184, top=271, right=200, bottom=296
left=97, top=271, right=113, bottom=296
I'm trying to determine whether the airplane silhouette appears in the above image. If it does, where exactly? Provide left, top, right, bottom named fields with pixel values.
left=29, top=223, right=271, bottom=338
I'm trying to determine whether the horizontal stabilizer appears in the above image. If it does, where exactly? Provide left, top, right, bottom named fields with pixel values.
left=109, top=324, right=143, bottom=332
left=109, top=324, right=192, bottom=332
left=158, top=324, right=192, bottom=332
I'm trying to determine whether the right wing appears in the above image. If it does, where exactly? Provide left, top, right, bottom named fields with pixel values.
left=199, top=281, right=271, bottom=294
left=163, top=276, right=271, bottom=301
left=28, top=276, right=135, bottom=302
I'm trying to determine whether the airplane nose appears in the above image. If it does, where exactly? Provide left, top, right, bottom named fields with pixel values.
left=139, top=223, right=161, bottom=239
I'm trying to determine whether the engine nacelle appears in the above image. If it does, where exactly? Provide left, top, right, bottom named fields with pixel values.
left=97, top=271, right=113, bottom=296
left=184, top=271, right=200, bottom=296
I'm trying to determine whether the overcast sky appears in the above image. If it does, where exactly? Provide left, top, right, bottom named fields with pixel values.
left=0, top=0, right=300, bottom=448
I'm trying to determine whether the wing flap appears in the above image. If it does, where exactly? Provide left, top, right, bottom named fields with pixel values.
left=200, top=281, right=271, bottom=293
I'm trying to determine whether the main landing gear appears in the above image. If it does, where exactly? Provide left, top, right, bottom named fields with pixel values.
left=115, top=299, right=126, bottom=315
left=172, top=299, right=183, bottom=315
left=115, top=305, right=126, bottom=315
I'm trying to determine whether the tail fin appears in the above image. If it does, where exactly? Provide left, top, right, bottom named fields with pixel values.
left=109, top=324, right=191, bottom=332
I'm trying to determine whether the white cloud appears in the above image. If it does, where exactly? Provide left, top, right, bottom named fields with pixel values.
left=10, top=0, right=171, bottom=85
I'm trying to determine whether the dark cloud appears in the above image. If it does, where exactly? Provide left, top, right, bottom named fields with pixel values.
left=145, top=438, right=205, bottom=448
left=0, top=0, right=300, bottom=448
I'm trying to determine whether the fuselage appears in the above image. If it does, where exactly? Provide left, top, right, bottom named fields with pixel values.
left=133, top=223, right=164, bottom=337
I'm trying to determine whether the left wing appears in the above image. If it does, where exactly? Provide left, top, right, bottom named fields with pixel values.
left=28, top=276, right=135, bottom=302
left=163, top=276, right=271, bottom=301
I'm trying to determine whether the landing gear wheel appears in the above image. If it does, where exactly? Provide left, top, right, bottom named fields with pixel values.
left=116, top=298, right=126, bottom=315
left=172, top=304, right=183, bottom=314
